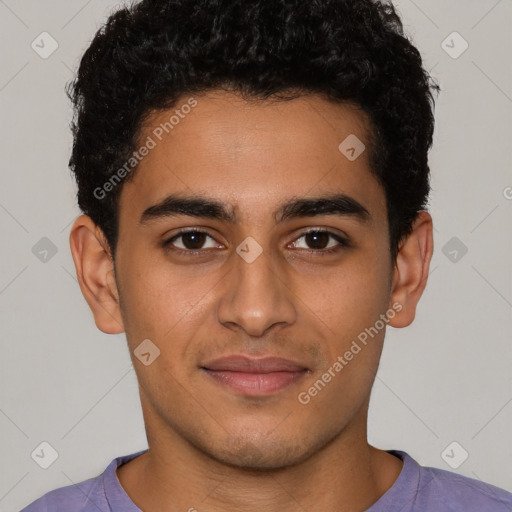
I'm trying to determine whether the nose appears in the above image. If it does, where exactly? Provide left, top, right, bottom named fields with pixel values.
left=216, top=239, right=297, bottom=337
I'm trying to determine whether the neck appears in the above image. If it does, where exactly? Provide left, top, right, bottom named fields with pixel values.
left=117, top=400, right=403, bottom=511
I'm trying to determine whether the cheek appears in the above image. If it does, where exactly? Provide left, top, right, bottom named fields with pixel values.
left=311, top=257, right=387, bottom=328
left=117, top=249, right=222, bottom=351
left=302, top=247, right=391, bottom=377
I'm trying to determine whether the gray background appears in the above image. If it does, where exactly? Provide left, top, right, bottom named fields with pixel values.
left=0, top=0, right=511, bottom=510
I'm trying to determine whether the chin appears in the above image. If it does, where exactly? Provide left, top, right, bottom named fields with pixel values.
left=199, top=432, right=324, bottom=471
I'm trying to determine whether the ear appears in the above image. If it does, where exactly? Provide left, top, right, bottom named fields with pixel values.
left=387, top=210, right=434, bottom=328
left=69, top=215, right=125, bottom=334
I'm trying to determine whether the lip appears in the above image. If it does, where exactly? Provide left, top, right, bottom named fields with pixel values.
left=202, top=355, right=308, bottom=373
left=201, top=355, right=309, bottom=396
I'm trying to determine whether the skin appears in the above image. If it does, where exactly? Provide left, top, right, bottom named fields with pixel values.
left=70, top=89, right=433, bottom=511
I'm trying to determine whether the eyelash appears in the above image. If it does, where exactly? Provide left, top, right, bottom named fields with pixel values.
left=162, top=228, right=350, bottom=256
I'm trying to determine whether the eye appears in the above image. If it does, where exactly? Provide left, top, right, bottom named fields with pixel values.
left=290, top=229, right=349, bottom=253
left=163, top=229, right=221, bottom=253
left=163, top=228, right=349, bottom=256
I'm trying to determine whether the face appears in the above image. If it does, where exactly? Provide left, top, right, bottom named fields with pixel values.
left=95, top=90, right=408, bottom=468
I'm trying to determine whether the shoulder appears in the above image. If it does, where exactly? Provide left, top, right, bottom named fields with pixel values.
left=370, top=450, right=512, bottom=512
left=404, top=451, right=512, bottom=511
left=20, top=475, right=104, bottom=512
left=20, top=450, right=147, bottom=512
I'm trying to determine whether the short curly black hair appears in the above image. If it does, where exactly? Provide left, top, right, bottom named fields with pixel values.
left=67, top=0, right=439, bottom=264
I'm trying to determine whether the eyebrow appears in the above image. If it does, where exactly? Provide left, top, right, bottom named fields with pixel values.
left=139, top=192, right=371, bottom=225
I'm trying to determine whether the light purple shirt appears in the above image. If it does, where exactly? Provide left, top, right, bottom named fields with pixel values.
left=21, top=449, right=512, bottom=511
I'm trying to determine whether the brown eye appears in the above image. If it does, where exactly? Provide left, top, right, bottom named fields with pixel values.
left=164, top=230, right=218, bottom=252
left=179, top=231, right=208, bottom=250
left=291, top=229, right=349, bottom=252
left=305, top=231, right=330, bottom=249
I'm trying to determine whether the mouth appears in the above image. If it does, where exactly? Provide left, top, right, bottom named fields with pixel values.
left=200, top=355, right=309, bottom=397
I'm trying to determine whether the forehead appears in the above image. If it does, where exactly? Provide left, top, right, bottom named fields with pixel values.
left=119, top=90, right=387, bottom=225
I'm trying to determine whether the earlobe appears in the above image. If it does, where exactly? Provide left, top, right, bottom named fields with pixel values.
left=387, top=211, right=434, bottom=329
left=69, top=215, right=125, bottom=334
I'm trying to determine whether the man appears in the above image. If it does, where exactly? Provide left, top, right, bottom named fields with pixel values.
left=22, top=0, right=512, bottom=510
